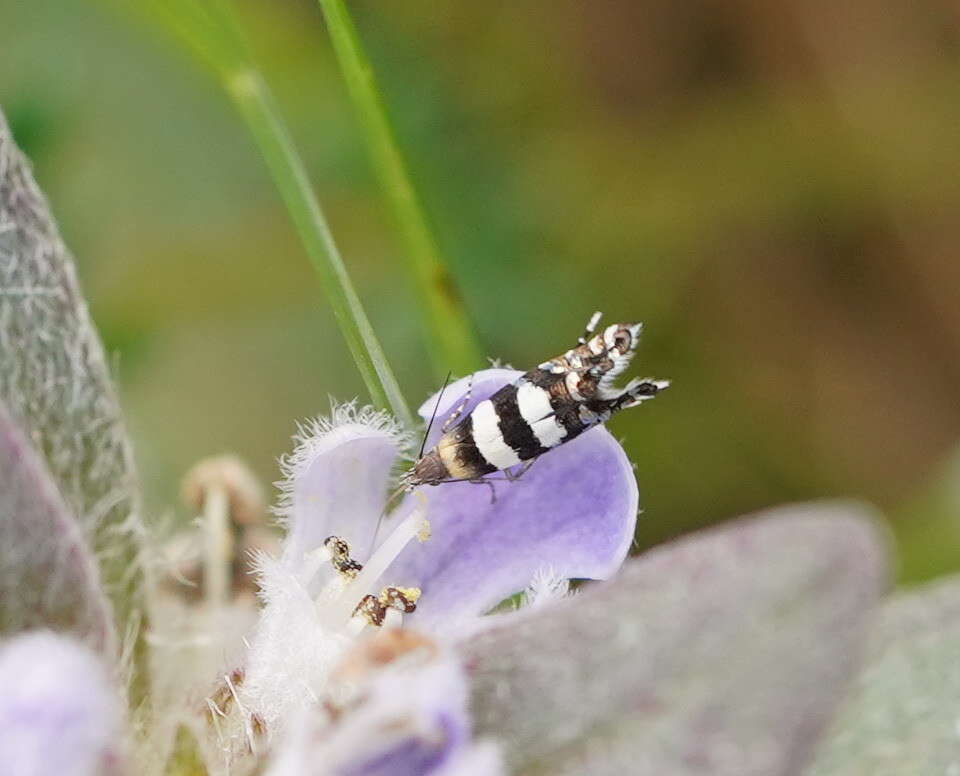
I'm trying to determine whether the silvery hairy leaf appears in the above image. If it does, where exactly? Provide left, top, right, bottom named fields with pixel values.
left=464, top=502, right=888, bottom=776
left=809, top=574, right=960, bottom=776
left=0, top=109, right=145, bottom=686
left=0, top=401, right=114, bottom=651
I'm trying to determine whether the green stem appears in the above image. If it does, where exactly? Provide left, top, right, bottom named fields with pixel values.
left=137, top=0, right=414, bottom=426
left=317, top=0, right=484, bottom=379
left=225, top=69, right=414, bottom=428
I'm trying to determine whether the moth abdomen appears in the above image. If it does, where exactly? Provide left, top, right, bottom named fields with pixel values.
left=407, top=448, right=449, bottom=486
left=412, top=414, right=496, bottom=485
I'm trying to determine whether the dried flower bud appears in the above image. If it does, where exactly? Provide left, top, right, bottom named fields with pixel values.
left=181, top=455, right=266, bottom=527
left=162, top=456, right=277, bottom=605
left=332, top=628, right=438, bottom=686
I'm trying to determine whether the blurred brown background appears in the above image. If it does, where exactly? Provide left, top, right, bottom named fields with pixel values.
left=3, top=0, right=959, bottom=581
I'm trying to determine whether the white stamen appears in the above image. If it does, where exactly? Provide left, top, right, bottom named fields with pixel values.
left=345, top=616, right=368, bottom=636
left=382, top=608, right=403, bottom=629
left=320, top=494, right=429, bottom=628
left=299, top=545, right=333, bottom=586
left=315, top=573, right=349, bottom=607
left=202, top=483, right=231, bottom=608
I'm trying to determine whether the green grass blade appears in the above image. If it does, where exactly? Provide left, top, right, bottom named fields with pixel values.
left=225, top=68, right=414, bottom=427
left=317, top=0, right=484, bottom=379
left=131, top=0, right=414, bottom=427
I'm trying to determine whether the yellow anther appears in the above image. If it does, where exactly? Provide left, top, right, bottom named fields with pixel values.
left=416, top=520, right=432, bottom=543
left=392, top=587, right=421, bottom=605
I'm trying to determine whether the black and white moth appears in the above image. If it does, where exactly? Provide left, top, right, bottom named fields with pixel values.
left=401, top=312, right=669, bottom=490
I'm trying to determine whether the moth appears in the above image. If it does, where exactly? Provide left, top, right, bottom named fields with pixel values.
left=400, top=312, right=669, bottom=490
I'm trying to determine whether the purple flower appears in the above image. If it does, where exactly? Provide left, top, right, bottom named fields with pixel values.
left=266, top=641, right=502, bottom=776
left=234, top=369, right=639, bottom=761
left=0, top=103, right=905, bottom=776
left=0, top=631, right=124, bottom=776
left=385, top=369, right=638, bottom=632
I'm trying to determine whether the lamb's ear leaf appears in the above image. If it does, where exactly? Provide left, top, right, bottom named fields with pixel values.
left=463, top=502, right=888, bottom=776
left=0, top=109, right=147, bottom=697
left=809, top=574, right=960, bottom=776
left=0, top=400, right=115, bottom=651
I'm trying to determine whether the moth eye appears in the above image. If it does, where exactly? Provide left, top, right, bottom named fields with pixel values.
left=613, top=329, right=632, bottom=351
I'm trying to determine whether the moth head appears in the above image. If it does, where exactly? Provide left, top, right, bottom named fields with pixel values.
left=566, top=317, right=667, bottom=408
left=602, top=323, right=643, bottom=357
left=591, top=322, right=641, bottom=389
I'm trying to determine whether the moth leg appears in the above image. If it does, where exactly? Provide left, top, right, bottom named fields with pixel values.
left=442, top=373, right=474, bottom=433
left=468, top=477, right=497, bottom=504
left=577, top=311, right=603, bottom=345
left=415, top=474, right=497, bottom=487
left=503, top=457, right=538, bottom=482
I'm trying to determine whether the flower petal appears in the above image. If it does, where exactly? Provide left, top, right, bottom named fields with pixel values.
left=0, top=630, right=123, bottom=776
left=241, top=554, right=354, bottom=736
left=340, top=658, right=469, bottom=776
left=432, top=742, right=504, bottom=776
left=265, top=647, right=501, bottom=776
left=278, top=404, right=409, bottom=568
left=385, top=369, right=638, bottom=630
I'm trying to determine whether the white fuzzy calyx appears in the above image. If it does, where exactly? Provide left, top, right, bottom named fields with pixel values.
left=238, top=494, right=430, bottom=742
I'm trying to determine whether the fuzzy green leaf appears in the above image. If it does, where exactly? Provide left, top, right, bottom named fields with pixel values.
left=464, top=502, right=888, bottom=776
left=810, top=574, right=960, bottom=775
left=0, top=401, right=114, bottom=651
left=0, top=109, right=147, bottom=695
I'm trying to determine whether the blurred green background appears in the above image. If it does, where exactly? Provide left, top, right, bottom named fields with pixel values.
left=4, top=0, right=960, bottom=583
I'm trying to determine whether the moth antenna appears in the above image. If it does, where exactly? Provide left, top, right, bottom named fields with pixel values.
left=578, top=311, right=603, bottom=345
left=371, top=373, right=452, bottom=550
left=371, top=484, right=408, bottom=549
left=441, top=373, right=474, bottom=433
left=419, top=371, right=452, bottom=460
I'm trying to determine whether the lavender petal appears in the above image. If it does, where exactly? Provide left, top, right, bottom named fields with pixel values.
left=0, top=401, right=114, bottom=652
left=385, top=369, right=638, bottom=629
left=0, top=630, right=124, bottom=776
left=278, top=404, right=408, bottom=568
left=266, top=651, right=496, bottom=776
left=335, top=657, right=469, bottom=776
left=464, top=502, right=888, bottom=776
